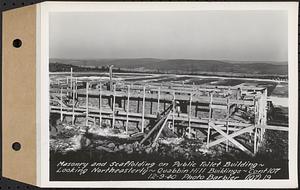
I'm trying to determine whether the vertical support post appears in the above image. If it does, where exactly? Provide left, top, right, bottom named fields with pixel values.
left=253, top=97, right=257, bottom=154
left=207, top=93, right=213, bottom=146
left=85, top=82, right=89, bottom=126
left=254, top=127, right=257, bottom=154
left=126, top=85, right=130, bottom=134
left=75, top=77, right=78, bottom=99
left=226, top=97, right=229, bottom=151
left=141, top=86, right=146, bottom=133
left=172, top=91, right=175, bottom=132
left=262, top=88, right=268, bottom=136
left=112, top=84, right=116, bottom=128
left=188, top=93, right=192, bottom=138
left=157, top=87, right=160, bottom=114
left=60, top=88, right=63, bottom=122
left=109, top=65, right=113, bottom=91
left=72, top=81, right=75, bottom=125
left=137, top=100, right=140, bottom=113
left=70, top=67, right=73, bottom=95
left=150, top=91, right=153, bottom=114
left=99, top=82, right=102, bottom=127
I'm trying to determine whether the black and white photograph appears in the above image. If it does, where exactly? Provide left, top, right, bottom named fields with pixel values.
left=42, top=2, right=297, bottom=187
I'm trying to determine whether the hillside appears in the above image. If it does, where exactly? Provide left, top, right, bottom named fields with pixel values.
left=50, top=58, right=288, bottom=75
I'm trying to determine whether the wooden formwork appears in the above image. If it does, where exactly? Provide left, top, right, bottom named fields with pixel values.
left=49, top=70, right=288, bottom=156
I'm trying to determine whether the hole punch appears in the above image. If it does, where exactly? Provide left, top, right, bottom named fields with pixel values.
left=12, top=39, right=22, bottom=48
left=12, top=142, right=21, bottom=151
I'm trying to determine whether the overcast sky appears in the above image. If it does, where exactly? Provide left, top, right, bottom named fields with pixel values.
left=49, top=11, right=287, bottom=62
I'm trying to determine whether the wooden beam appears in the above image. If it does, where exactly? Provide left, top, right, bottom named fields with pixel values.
left=211, top=104, right=227, bottom=109
left=50, top=87, right=255, bottom=106
left=257, top=125, right=288, bottom=131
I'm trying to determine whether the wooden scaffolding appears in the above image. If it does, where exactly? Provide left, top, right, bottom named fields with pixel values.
left=49, top=70, right=288, bottom=156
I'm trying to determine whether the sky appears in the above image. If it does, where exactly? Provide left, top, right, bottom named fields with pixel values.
left=49, top=11, right=288, bottom=62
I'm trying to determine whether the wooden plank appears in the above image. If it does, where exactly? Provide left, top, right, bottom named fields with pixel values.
left=50, top=104, right=255, bottom=128
left=211, top=104, right=227, bottom=110
left=50, top=88, right=255, bottom=105
left=257, top=125, right=289, bottom=131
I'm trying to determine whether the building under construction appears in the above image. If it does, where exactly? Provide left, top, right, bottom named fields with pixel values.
left=49, top=68, right=288, bottom=156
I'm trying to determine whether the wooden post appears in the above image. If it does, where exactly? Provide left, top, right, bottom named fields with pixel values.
left=150, top=91, right=153, bottom=114
left=188, top=93, right=192, bottom=138
left=137, top=100, right=140, bottom=113
left=75, top=77, right=78, bottom=99
left=226, top=97, right=229, bottom=151
left=99, top=82, right=102, bottom=127
left=70, top=67, right=73, bottom=95
left=253, top=98, right=257, bottom=154
left=141, top=86, right=146, bottom=133
left=157, top=87, right=160, bottom=114
left=262, top=88, right=268, bottom=136
left=72, top=81, right=75, bottom=125
left=109, top=65, right=113, bottom=91
left=60, top=88, right=63, bottom=122
left=207, top=93, right=213, bottom=146
left=172, top=91, right=175, bottom=132
left=126, top=85, right=130, bottom=134
left=85, top=82, right=89, bottom=126
left=112, top=84, right=116, bottom=128
left=254, top=127, right=257, bottom=154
